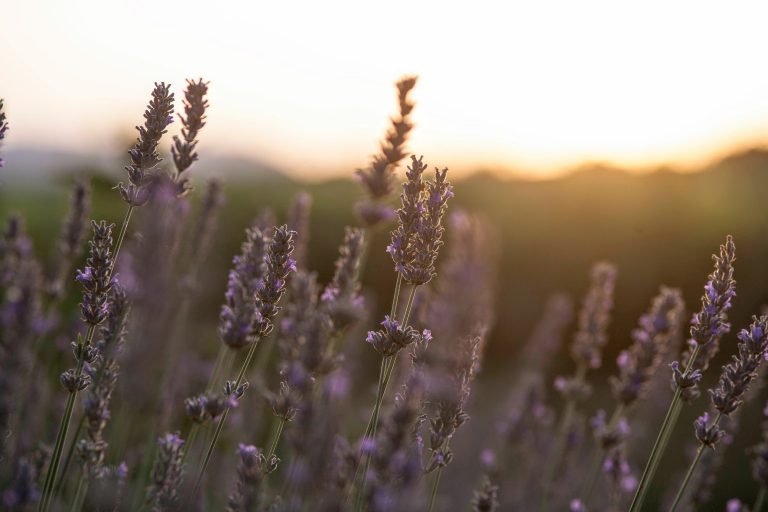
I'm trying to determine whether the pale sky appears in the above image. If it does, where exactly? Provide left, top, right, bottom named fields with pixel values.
left=4, top=0, right=768, bottom=179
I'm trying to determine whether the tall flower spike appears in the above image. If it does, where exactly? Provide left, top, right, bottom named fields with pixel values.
left=675, top=235, right=736, bottom=401
left=570, top=261, right=618, bottom=370
left=171, top=78, right=209, bottom=196
left=225, top=444, right=279, bottom=512
left=75, top=221, right=116, bottom=326
left=387, top=156, right=453, bottom=285
left=219, top=226, right=268, bottom=350
left=709, top=315, right=768, bottom=416
left=250, top=225, right=296, bottom=338
left=321, top=226, right=366, bottom=331
left=611, top=287, right=685, bottom=407
left=77, top=284, right=129, bottom=477
left=145, top=433, right=185, bottom=512
left=119, top=82, right=175, bottom=206
left=357, top=76, right=418, bottom=227
left=184, top=178, right=224, bottom=285
left=0, top=99, right=8, bottom=167
left=47, top=180, right=91, bottom=298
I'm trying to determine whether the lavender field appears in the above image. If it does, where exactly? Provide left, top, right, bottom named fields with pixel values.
left=3, top=75, right=768, bottom=512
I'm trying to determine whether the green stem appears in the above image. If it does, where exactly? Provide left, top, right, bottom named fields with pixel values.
left=54, top=416, right=85, bottom=497
left=401, top=285, right=417, bottom=325
left=38, top=325, right=95, bottom=512
left=581, top=404, right=625, bottom=506
left=755, top=486, right=767, bottom=512
left=349, top=356, right=392, bottom=509
left=266, top=417, right=286, bottom=461
left=538, top=363, right=587, bottom=512
left=110, top=205, right=134, bottom=275
left=390, top=274, right=402, bottom=318
left=181, top=423, right=200, bottom=465
left=427, top=468, right=443, bottom=512
left=669, top=443, right=706, bottom=512
left=190, top=339, right=261, bottom=499
left=629, top=344, right=701, bottom=512
left=70, top=472, right=88, bottom=512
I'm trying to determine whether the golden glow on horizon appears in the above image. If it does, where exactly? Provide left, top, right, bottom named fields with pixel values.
left=4, top=0, right=768, bottom=179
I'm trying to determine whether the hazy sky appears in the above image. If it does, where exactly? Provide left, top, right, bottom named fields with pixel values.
left=4, top=0, right=768, bottom=179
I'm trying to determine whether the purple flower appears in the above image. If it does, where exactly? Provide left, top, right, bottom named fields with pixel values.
left=676, top=236, right=736, bottom=400
left=611, top=287, right=684, bottom=407
left=569, top=262, right=617, bottom=371
left=710, top=315, right=768, bottom=415
left=118, top=82, right=175, bottom=206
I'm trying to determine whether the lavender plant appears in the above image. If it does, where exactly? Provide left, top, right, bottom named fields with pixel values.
left=45, top=181, right=91, bottom=300
left=539, top=261, right=617, bottom=511
left=145, top=433, right=185, bottom=512
left=669, top=315, right=768, bottom=510
left=579, top=286, right=685, bottom=506
left=38, top=81, right=178, bottom=512
left=357, top=76, right=418, bottom=227
left=191, top=225, right=296, bottom=496
left=225, top=444, right=278, bottom=512
left=630, top=235, right=736, bottom=512
left=353, top=155, right=452, bottom=509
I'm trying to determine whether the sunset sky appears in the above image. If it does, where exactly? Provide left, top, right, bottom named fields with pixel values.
left=4, top=0, right=768, bottom=179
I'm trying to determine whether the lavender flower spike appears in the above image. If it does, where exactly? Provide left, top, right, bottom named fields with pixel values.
left=357, top=76, right=418, bottom=226
left=612, top=287, right=685, bottom=407
left=145, top=432, right=185, bottom=512
left=321, top=226, right=366, bottom=331
left=219, top=226, right=268, bottom=350
left=679, top=235, right=736, bottom=395
left=225, top=444, right=279, bottom=512
left=710, top=315, right=768, bottom=416
left=119, top=82, right=175, bottom=206
left=171, top=78, right=209, bottom=196
left=250, top=225, right=297, bottom=338
left=76, top=221, right=116, bottom=327
left=387, top=156, right=453, bottom=285
left=570, top=261, right=618, bottom=370
left=47, top=180, right=91, bottom=298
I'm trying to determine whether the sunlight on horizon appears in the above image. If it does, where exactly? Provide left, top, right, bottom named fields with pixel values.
left=4, top=0, right=768, bottom=179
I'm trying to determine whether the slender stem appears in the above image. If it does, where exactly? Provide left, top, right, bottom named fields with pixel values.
left=266, top=417, right=286, bottom=461
left=755, top=486, right=767, bottom=512
left=38, top=391, right=77, bottom=512
left=629, top=344, right=701, bottom=512
left=349, top=356, right=391, bottom=508
left=401, top=285, right=418, bottom=325
left=669, top=444, right=706, bottom=512
left=390, top=274, right=403, bottom=318
left=190, top=339, right=261, bottom=499
left=54, top=416, right=85, bottom=496
left=581, top=404, right=625, bottom=506
left=427, top=468, right=443, bottom=512
left=110, top=205, right=134, bottom=275
left=38, top=325, right=95, bottom=512
left=538, top=363, right=587, bottom=512
left=181, top=423, right=200, bottom=465
left=70, top=472, right=88, bottom=512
